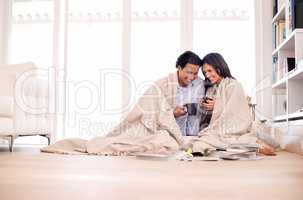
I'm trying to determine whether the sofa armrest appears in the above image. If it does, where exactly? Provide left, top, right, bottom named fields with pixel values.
left=14, top=77, right=51, bottom=134
left=0, top=96, right=14, bottom=117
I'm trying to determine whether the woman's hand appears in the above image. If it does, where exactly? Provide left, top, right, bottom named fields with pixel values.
left=200, top=99, right=215, bottom=111
left=173, top=105, right=187, bottom=118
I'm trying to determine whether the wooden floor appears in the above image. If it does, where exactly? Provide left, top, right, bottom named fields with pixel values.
left=0, top=146, right=303, bottom=200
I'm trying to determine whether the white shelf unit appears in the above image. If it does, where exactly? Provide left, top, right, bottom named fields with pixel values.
left=272, top=29, right=303, bottom=122
left=271, top=5, right=303, bottom=125
left=269, top=0, right=303, bottom=154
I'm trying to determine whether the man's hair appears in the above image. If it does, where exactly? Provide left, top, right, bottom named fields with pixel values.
left=201, top=52, right=234, bottom=79
left=176, top=51, right=202, bottom=69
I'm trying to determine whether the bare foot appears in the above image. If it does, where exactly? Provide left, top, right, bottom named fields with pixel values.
left=257, top=139, right=276, bottom=156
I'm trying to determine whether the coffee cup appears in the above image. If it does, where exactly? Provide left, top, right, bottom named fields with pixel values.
left=184, top=103, right=198, bottom=115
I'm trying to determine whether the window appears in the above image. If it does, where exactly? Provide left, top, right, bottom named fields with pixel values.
left=193, top=0, right=255, bottom=95
left=130, top=0, right=180, bottom=89
left=10, top=0, right=54, bottom=67
left=65, top=0, right=123, bottom=138
left=7, top=0, right=256, bottom=140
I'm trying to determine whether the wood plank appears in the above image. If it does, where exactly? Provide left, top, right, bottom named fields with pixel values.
left=0, top=147, right=303, bottom=200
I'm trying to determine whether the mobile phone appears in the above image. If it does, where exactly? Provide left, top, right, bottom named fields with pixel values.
left=203, top=96, right=213, bottom=103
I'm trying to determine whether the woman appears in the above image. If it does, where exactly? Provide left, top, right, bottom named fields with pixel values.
left=198, top=53, right=276, bottom=155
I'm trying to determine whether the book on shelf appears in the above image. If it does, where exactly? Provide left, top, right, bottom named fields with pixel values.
left=273, top=0, right=278, bottom=16
left=273, top=57, right=279, bottom=82
left=278, top=20, right=286, bottom=44
left=285, top=57, right=296, bottom=73
left=272, top=57, right=294, bottom=82
left=272, top=23, right=277, bottom=49
left=285, top=0, right=292, bottom=35
left=274, top=22, right=279, bottom=48
left=286, top=0, right=303, bottom=35
left=291, top=0, right=303, bottom=29
left=278, top=0, right=286, bottom=11
left=273, top=20, right=287, bottom=48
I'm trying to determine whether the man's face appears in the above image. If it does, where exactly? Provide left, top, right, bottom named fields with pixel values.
left=177, top=63, right=200, bottom=87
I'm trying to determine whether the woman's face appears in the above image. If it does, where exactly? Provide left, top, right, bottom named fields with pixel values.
left=202, top=63, right=222, bottom=84
left=178, top=63, right=199, bottom=86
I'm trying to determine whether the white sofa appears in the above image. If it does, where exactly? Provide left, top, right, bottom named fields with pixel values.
left=0, top=62, right=51, bottom=151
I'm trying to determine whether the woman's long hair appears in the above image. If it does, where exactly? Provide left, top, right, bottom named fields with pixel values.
left=201, top=53, right=235, bottom=79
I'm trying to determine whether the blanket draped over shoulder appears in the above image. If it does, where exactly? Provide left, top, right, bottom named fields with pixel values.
left=42, top=76, right=276, bottom=155
left=188, top=78, right=259, bottom=152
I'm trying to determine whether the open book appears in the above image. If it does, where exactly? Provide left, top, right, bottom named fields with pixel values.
left=134, top=143, right=263, bottom=161
left=216, top=143, right=262, bottom=160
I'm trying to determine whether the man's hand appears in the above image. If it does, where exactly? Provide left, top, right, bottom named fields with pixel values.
left=174, top=105, right=187, bottom=118
left=200, top=99, right=215, bottom=111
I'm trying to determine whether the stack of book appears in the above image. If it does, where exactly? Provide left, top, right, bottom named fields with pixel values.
left=273, top=20, right=287, bottom=48
left=272, top=57, right=278, bottom=82
left=216, top=144, right=261, bottom=161
left=273, top=0, right=303, bottom=48
left=286, top=0, right=303, bottom=32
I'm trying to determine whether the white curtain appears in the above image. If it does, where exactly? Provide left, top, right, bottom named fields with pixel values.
left=8, top=0, right=255, bottom=141
left=193, top=0, right=255, bottom=94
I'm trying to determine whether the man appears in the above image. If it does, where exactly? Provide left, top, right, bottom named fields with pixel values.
left=42, top=51, right=215, bottom=155
left=173, top=51, right=212, bottom=136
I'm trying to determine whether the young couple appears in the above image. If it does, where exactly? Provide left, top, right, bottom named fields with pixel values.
left=174, top=51, right=226, bottom=136
left=171, top=51, right=276, bottom=155
left=42, top=51, right=277, bottom=156
left=173, top=51, right=230, bottom=136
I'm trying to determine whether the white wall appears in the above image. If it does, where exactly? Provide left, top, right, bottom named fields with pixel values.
left=254, top=0, right=273, bottom=121
left=0, top=0, right=5, bottom=64
left=0, top=0, right=9, bottom=65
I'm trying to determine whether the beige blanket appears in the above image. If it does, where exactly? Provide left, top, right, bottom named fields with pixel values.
left=42, top=76, right=273, bottom=155
left=188, top=78, right=259, bottom=152
left=42, top=73, right=185, bottom=155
